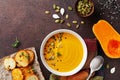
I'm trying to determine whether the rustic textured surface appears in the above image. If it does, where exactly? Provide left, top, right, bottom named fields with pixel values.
left=0, top=0, right=120, bottom=80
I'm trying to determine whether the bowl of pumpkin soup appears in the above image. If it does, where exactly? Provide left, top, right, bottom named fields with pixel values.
left=40, top=29, right=87, bottom=76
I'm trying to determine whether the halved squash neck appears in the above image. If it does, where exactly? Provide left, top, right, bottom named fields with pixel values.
left=93, top=20, right=120, bottom=58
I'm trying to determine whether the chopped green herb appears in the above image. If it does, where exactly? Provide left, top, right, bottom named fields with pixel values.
left=51, top=36, right=56, bottom=41
left=57, top=52, right=62, bottom=57
left=21, top=52, right=24, bottom=56
left=31, top=66, right=36, bottom=72
left=12, top=37, right=20, bottom=48
left=25, top=55, right=29, bottom=59
left=49, top=74, right=60, bottom=80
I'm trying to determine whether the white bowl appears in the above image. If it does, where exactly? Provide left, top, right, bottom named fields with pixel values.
left=40, top=29, right=87, bottom=76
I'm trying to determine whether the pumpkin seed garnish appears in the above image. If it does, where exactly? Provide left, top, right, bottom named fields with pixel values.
left=57, top=52, right=62, bottom=57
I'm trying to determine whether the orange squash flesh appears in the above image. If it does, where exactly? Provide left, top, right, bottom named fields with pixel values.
left=93, top=20, right=120, bottom=58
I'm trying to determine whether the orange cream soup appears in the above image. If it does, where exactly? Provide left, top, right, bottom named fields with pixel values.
left=44, top=33, right=83, bottom=72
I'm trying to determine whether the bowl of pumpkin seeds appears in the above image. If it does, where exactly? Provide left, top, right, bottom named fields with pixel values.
left=75, top=0, right=94, bottom=17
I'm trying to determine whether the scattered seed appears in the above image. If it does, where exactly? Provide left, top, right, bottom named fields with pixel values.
left=52, top=14, right=60, bottom=19
left=60, top=19, right=65, bottom=24
left=49, top=56, right=55, bottom=60
left=56, top=6, right=60, bottom=10
left=65, top=14, right=69, bottom=19
left=60, top=8, right=65, bottom=15
left=66, top=23, right=71, bottom=27
left=45, top=11, right=50, bottom=14
left=53, top=4, right=57, bottom=9
left=55, top=19, right=60, bottom=23
left=110, top=67, right=115, bottom=74
left=81, top=21, right=85, bottom=24
left=76, top=24, right=80, bottom=28
left=68, top=6, right=73, bottom=11
left=55, top=9, right=60, bottom=13
left=72, top=20, right=78, bottom=24
left=106, top=64, right=110, bottom=69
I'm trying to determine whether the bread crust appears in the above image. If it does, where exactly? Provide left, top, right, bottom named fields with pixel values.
left=26, top=50, right=35, bottom=64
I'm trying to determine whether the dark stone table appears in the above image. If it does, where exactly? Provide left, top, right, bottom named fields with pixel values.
left=0, top=0, right=120, bottom=80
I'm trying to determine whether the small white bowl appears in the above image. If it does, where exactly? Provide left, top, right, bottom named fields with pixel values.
left=40, top=29, right=87, bottom=76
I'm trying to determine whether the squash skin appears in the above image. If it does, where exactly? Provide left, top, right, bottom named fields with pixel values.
left=93, top=20, right=120, bottom=58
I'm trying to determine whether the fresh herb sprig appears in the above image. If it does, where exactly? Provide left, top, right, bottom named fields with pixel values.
left=12, top=37, right=20, bottom=48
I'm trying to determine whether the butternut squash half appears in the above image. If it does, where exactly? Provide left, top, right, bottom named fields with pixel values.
left=93, top=20, right=120, bottom=58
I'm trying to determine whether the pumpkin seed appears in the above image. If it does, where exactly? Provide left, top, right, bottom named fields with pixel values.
left=55, top=9, right=60, bottom=13
left=56, top=6, right=60, bottom=10
left=60, top=19, right=64, bottom=24
left=60, top=8, right=65, bottom=15
left=110, top=67, right=115, bottom=74
left=66, top=23, right=71, bottom=27
left=65, top=14, right=69, bottom=19
left=45, top=11, right=50, bottom=14
left=55, top=19, right=60, bottom=23
left=76, top=24, right=80, bottom=28
left=52, top=14, right=60, bottom=19
left=68, top=6, right=73, bottom=11
left=72, top=20, right=78, bottom=24
left=81, top=21, right=85, bottom=24
left=53, top=4, right=57, bottom=9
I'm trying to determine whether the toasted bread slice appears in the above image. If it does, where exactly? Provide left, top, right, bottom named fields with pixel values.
left=20, top=66, right=34, bottom=77
left=25, top=74, right=39, bottom=80
left=12, top=68, right=24, bottom=80
left=4, top=57, right=16, bottom=70
left=15, top=50, right=29, bottom=67
left=26, top=50, right=35, bottom=64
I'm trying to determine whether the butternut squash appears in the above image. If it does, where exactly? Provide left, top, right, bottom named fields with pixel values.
left=93, top=20, right=120, bottom=58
